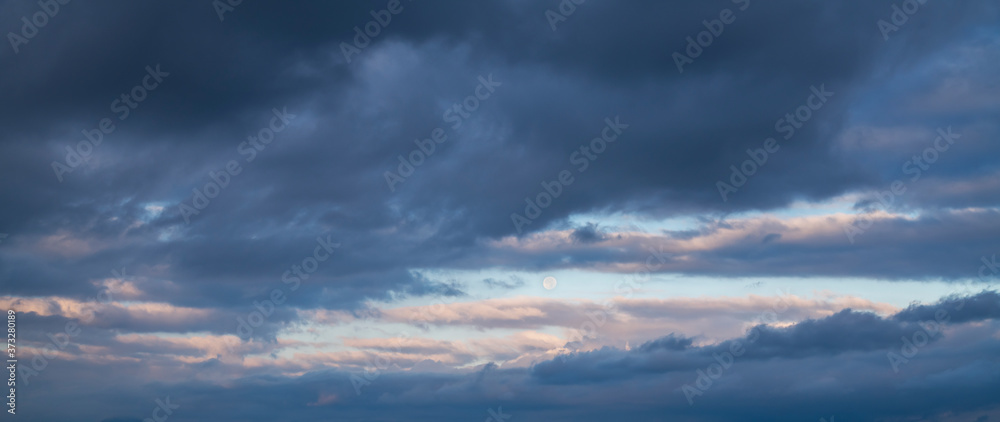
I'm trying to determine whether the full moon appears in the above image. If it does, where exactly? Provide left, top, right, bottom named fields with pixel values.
left=542, top=276, right=557, bottom=290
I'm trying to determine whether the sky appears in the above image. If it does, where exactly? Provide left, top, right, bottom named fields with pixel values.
left=1, top=0, right=999, bottom=421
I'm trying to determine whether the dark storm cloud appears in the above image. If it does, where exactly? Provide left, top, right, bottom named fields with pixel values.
left=2, top=0, right=999, bottom=312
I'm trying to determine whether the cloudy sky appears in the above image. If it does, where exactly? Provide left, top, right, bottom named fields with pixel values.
left=1, top=0, right=999, bottom=421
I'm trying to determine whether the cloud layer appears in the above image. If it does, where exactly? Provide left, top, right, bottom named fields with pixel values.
left=2, top=0, right=999, bottom=420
